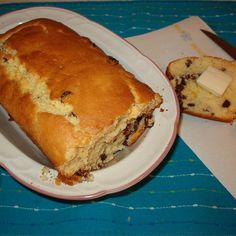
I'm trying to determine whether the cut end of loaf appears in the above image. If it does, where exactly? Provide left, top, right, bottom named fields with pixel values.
left=57, top=95, right=162, bottom=180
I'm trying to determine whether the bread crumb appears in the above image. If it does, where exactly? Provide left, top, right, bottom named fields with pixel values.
left=40, top=166, right=51, bottom=181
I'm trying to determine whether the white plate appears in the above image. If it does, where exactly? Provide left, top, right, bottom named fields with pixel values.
left=0, top=7, right=179, bottom=200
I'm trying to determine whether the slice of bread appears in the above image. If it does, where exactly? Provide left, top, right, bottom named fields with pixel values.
left=166, top=56, right=236, bottom=123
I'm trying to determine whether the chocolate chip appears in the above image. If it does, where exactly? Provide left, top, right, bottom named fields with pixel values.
left=175, top=83, right=184, bottom=94
left=2, top=57, right=8, bottom=63
left=61, top=90, right=72, bottom=97
left=187, top=103, right=195, bottom=107
left=203, top=108, right=210, bottom=112
left=189, top=74, right=199, bottom=80
left=100, top=154, right=107, bottom=161
left=76, top=169, right=89, bottom=177
left=107, top=56, right=119, bottom=65
left=0, top=46, right=5, bottom=52
left=221, top=67, right=226, bottom=72
left=222, top=99, right=231, bottom=108
left=175, top=83, right=185, bottom=110
left=185, top=59, right=192, bottom=68
left=180, top=73, right=199, bottom=82
left=91, top=42, right=97, bottom=48
left=69, top=112, right=77, bottom=118
left=60, top=91, right=72, bottom=103
left=8, top=113, right=14, bottom=121
left=179, top=76, right=187, bottom=85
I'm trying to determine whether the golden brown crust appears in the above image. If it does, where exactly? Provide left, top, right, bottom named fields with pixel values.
left=0, top=18, right=161, bottom=178
left=184, top=110, right=233, bottom=123
left=1, top=19, right=157, bottom=133
left=0, top=64, right=38, bottom=137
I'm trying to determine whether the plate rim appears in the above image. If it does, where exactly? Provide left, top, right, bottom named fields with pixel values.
left=0, top=6, right=180, bottom=200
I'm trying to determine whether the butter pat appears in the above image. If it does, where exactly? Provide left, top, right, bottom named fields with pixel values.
left=197, top=66, right=232, bottom=96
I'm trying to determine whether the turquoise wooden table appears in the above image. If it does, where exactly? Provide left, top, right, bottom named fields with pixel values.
left=0, top=1, right=236, bottom=235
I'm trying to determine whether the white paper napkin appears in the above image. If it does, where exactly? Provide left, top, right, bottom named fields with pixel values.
left=127, top=16, right=236, bottom=198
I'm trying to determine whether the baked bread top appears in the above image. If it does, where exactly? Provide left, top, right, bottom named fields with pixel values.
left=1, top=19, right=156, bottom=133
left=166, top=56, right=236, bottom=123
left=0, top=19, right=162, bottom=178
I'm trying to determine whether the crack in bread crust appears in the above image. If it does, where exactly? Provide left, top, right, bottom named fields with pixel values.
left=0, top=45, right=79, bottom=126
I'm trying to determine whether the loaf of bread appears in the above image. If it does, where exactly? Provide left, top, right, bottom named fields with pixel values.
left=166, top=56, right=236, bottom=123
left=0, top=19, right=162, bottom=183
